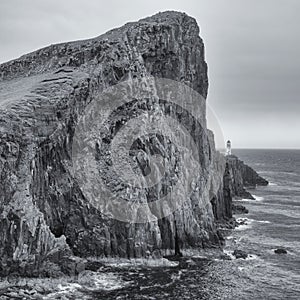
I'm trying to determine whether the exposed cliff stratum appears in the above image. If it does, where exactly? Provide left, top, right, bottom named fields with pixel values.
left=0, top=11, right=266, bottom=277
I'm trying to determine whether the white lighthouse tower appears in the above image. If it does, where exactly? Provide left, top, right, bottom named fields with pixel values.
left=226, top=140, right=232, bottom=156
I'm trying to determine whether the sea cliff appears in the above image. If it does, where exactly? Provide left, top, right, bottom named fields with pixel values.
left=0, top=11, right=267, bottom=277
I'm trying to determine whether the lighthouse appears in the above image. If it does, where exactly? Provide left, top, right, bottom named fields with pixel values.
left=226, top=140, right=232, bottom=156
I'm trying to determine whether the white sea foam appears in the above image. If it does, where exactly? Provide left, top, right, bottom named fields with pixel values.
left=223, top=250, right=258, bottom=261
left=236, top=197, right=264, bottom=202
left=239, top=198, right=253, bottom=202
left=44, top=283, right=82, bottom=299
left=236, top=217, right=253, bottom=223
left=252, top=195, right=265, bottom=201
left=269, top=182, right=278, bottom=186
left=183, top=248, right=223, bottom=259
left=44, top=272, right=130, bottom=299
left=85, top=272, right=130, bottom=291
left=235, top=218, right=253, bottom=231
left=256, top=220, right=271, bottom=224
left=57, top=283, right=82, bottom=293
left=237, top=194, right=265, bottom=201
left=245, top=254, right=259, bottom=260
left=236, top=217, right=270, bottom=228
left=101, top=258, right=179, bottom=268
left=235, top=224, right=252, bottom=231
left=223, top=250, right=236, bottom=260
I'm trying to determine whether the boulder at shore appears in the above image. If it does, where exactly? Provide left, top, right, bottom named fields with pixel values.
left=274, top=248, right=288, bottom=254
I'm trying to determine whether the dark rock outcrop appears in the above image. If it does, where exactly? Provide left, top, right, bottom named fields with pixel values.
left=211, top=154, right=269, bottom=220
left=232, top=249, right=248, bottom=259
left=232, top=204, right=249, bottom=214
left=240, top=161, right=269, bottom=187
left=274, top=248, right=288, bottom=254
left=226, top=155, right=268, bottom=200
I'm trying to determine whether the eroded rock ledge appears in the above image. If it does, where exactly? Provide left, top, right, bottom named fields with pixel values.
left=226, top=155, right=268, bottom=200
left=0, top=11, right=267, bottom=277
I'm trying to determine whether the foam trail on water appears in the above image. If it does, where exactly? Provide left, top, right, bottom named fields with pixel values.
left=252, top=195, right=264, bottom=201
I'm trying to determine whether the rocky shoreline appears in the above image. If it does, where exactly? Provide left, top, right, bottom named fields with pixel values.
left=0, top=161, right=267, bottom=297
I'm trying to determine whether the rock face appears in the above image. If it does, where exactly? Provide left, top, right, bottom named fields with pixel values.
left=226, top=155, right=268, bottom=200
left=0, top=11, right=229, bottom=276
left=232, top=249, right=248, bottom=259
left=209, top=142, right=232, bottom=222
left=211, top=154, right=269, bottom=219
left=232, top=204, right=249, bottom=214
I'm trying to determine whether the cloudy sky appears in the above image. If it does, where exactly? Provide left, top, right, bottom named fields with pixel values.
left=1, top=0, right=299, bottom=149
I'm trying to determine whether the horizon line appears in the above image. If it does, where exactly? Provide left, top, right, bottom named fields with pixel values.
left=217, top=147, right=300, bottom=150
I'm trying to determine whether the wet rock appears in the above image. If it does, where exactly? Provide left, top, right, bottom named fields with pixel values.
left=232, top=204, right=249, bottom=214
left=236, top=218, right=248, bottom=226
left=274, top=248, right=288, bottom=254
left=216, top=229, right=225, bottom=243
left=232, top=249, right=248, bottom=259
left=187, top=259, right=197, bottom=266
left=220, top=254, right=232, bottom=260
left=84, top=260, right=105, bottom=272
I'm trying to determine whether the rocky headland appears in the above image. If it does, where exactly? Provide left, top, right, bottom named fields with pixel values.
left=224, top=155, right=268, bottom=215
left=0, top=11, right=267, bottom=278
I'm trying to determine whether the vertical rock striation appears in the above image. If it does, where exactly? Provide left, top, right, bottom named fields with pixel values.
left=226, top=155, right=268, bottom=200
left=0, top=11, right=267, bottom=276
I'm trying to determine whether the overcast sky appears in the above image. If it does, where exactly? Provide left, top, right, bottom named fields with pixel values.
left=0, top=0, right=299, bottom=149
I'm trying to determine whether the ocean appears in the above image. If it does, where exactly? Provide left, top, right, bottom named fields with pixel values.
left=1, top=149, right=299, bottom=299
